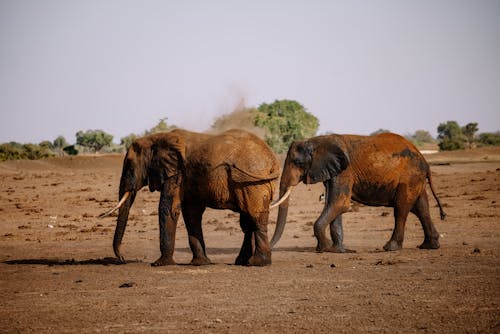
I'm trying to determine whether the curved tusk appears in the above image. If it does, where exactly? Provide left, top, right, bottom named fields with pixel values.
left=98, top=192, right=130, bottom=218
left=270, top=187, right=293, bottom=209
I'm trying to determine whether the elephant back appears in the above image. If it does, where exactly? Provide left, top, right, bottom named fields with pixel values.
left=205, top=130, right=280, bottom=183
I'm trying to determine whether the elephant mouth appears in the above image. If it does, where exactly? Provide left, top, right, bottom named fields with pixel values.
left=98, top=191, right=131, bottom=218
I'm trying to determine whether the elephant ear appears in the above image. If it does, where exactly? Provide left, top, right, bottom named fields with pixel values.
left=148, top=134, right=186, bottom=192
left=306, top=142, right=349, bottom=184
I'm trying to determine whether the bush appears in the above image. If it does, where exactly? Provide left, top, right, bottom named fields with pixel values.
left=0, top=142, right=54, bottom=161
left=478, top=132, right=500, bottom=146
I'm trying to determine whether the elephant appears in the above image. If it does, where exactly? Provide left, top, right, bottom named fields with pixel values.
left=269, top=132, right=446, bottom=253
left=99, top=129, right=280, bottom=266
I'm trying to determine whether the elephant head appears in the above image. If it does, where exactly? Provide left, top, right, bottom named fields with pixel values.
left=99, top=132, right=186, bottom=262
left=270, top=138, right=349, bottom=247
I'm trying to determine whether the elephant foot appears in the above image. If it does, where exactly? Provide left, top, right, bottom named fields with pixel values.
left=418, top=239, right=440, bottom=250
left=316, top=240, right=333, bottom=253
left=383, top=240, right=403, bottom=252
left=190, top=256, right=212, bottom=266
left=235, top=255, right=251, bottom=266
left=151, top=256, right=176, bottom=266
left=247, top=253, right=271, bottom=267
left=325, top=245, right=356, bottom=253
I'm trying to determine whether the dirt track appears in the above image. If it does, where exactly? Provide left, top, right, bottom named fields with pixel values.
left=1, top=148, right=499, bottom=333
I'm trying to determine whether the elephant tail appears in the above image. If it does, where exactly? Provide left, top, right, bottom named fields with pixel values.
left=427, top=169, right=447, bottom=220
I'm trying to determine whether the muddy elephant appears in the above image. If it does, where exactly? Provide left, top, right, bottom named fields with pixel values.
left=99, top=129, right=280, bottom=266
left=270, top=132, right=446, bottom=252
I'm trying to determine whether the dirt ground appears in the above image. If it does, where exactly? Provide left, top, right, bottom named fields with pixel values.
left=1, top=147, right=499, bottom=333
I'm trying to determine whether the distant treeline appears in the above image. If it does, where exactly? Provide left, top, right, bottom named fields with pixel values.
left=1, top=100, right=499, bottom=161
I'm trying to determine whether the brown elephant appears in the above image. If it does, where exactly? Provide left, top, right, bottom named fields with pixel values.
left=270, top=132, right=446, bottom=252
left=99, top=129, right=280, bottom=266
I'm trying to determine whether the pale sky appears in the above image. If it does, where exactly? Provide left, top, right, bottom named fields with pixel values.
left=1, top=0, right=499, bottom=144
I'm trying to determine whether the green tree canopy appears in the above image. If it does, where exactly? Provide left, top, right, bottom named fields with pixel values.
left=255, top=100, right=319, bottom=153
left=76, top=130, right=113, bottom=153
left=437, top=121, right=467, bottom=151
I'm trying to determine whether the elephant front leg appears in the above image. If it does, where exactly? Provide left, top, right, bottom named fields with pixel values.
left=152, top=183, right=181, bottom=266
left=182, top=204, right=211, bottom=266
left=383, top=203, right=410, bottom=251
left=329, top=215, right=355, bottom=253
left=315, top=180, right=350, bottom=253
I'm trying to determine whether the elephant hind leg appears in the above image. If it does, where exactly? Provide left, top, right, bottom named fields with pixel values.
left=384, top=205, right=410, bottom=251
left=411, top=191, right=440, bottom=250
left=384, top=186, right=413, bottom=251
left=182, top=205, right=212, bottom=266
left=236, top=212, right=271, bottom=266
left=235, top=213, right=254, bottom=266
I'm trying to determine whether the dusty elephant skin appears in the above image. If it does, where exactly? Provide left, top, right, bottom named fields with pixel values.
left=101, top=129, right=280, bottom=266
left=271, top=132, right=447, bottom=253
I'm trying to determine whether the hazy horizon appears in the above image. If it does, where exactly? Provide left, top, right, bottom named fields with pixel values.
left=1, top=1, right=499, bottom=144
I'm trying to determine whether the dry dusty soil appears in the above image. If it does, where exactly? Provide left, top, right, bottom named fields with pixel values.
left=1, top=147, right=499, bottom=333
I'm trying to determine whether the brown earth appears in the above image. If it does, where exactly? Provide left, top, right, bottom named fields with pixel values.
left=1, top=147, right=499, bottom=333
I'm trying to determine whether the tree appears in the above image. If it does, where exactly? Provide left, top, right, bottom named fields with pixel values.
left=255, top=100, right=319, bottom=153
left=76, top=130, right=113, bottom=153
left=462, top=122, right=478, bottom=148
left=437, top=121, right=467, bottom=151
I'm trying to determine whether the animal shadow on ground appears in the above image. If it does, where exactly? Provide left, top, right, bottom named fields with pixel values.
left=3, top=248, right=317, bottom=266
left=3, top=257, right=141, bottom=266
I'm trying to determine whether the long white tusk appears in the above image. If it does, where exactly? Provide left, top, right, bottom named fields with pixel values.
left=270, top=187, right=293, bottom=209
left=98, top=192, right=130, bottom=218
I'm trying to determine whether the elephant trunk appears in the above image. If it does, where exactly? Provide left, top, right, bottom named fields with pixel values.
left=112, top=191, right=135, bottom=263
left=270, top=191, right=290, bottom=248
left=270, top=170, right=296, bottom=248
